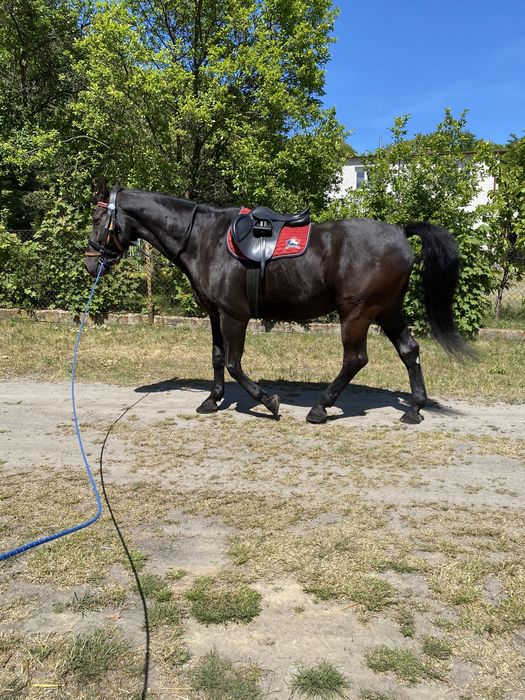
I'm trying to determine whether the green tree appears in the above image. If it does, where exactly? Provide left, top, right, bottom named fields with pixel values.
left=73, top=0, right=347, bottom=211
left=0, top=0, right=348, bottom=316
left=0, top=0, right=83, bottom=228
left=326, top=110, right=495, bottom=336
left=480, top=135, right=525, bottom=319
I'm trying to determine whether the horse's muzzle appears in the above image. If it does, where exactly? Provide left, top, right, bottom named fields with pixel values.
left=84, top=254, right=113, bottom=277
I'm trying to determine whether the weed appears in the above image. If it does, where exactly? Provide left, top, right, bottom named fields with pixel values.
left=421, top=635, right=452, bottom=660
left=186, top=576, right=262, bottom=625
left=64, top=627, right=132, bottom=684
left=365, top=645, right=441, bottom=684
left=290, top=660, right=348, bottom=699
left=189, top=648, right=263, bottom=700
left=148, top=600, right=181, bottom=628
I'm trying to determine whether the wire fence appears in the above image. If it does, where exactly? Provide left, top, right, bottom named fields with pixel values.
left=1, top=229, right=524, bottom=329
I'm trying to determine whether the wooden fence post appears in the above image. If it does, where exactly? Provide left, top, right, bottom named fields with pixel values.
left=144, top=242, right=154, bottom=323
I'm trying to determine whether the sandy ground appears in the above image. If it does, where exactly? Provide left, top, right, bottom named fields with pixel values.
left=1, top=378, right=524, bottom=699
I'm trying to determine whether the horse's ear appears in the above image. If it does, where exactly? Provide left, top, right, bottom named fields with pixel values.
left=94, top=176, right=109, bottom=203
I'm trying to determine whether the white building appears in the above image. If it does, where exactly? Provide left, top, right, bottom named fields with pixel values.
left=339, top=154, right=499, bottom=210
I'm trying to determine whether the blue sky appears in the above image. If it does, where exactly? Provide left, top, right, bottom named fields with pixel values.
left=323, top=1, right=525, bottom=153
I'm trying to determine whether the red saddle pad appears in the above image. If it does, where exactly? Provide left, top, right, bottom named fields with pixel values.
left=227, top=207, right=311, bottom=261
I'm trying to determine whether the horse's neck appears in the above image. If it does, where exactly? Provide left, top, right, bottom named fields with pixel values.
left=123, top=191, right=197, bottom=260
left=123, top=190, right=232, bottom=268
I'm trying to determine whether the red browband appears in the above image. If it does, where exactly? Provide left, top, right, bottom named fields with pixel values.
left=97, top=201, right=108, bottom=208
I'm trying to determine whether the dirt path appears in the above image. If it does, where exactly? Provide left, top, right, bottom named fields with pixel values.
left=1, top=378, right=524, bottom=699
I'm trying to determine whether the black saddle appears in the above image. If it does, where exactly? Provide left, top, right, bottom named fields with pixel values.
left=230, top=205, right=311, bottom=318
left=231, top=206, right=310, bottom=274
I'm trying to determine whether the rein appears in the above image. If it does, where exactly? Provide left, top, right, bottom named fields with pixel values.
left=0, top=261, right=105, bottom=561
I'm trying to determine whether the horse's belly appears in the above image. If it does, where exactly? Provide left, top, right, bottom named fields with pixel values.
left=259, top=295, right=336, bottom=321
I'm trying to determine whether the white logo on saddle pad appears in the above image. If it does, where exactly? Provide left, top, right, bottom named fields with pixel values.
left=285, top=238, right=301, bottom=249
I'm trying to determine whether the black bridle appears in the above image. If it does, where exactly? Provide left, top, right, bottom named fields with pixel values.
left=85, top=190, right=125, bottom=268
left=85, top=189, right=199, bottom=268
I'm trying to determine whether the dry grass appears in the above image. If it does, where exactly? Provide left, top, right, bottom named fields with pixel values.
left=1, top=319, right=524, bottom=402
left=1, top=323, right=524, bottom=698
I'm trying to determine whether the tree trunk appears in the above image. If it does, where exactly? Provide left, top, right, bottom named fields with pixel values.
left=495, top=264, right=510, bottom=320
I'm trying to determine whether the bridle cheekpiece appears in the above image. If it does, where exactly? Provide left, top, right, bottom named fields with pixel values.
left=85, top=190, right=125, bottom=268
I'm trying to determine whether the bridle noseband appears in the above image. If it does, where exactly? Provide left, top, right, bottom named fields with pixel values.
left=85, top=190, right=125, bottom=267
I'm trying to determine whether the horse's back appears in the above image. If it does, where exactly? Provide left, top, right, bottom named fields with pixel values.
left=312, top=217, right=413, bottom=267
left=257, top=218, right=414, bottom=320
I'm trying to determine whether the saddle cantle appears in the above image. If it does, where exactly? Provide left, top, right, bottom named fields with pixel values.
left=228, top=205, right=312, bottom=318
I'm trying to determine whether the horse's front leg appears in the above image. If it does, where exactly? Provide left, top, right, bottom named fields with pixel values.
left=196, top=316, right=226, bottom=414
left=221, top=313, right=280, bottom=419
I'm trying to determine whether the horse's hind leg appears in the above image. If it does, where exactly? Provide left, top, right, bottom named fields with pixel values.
left=197, top=317, right=225, bottom=414
left=221, top=313, right=280, bottom=418
left=376, top=310, right=427, bottom=424
left=306, top=317, right=369, bottom=424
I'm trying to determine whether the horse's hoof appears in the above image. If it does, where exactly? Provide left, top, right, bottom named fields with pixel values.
left=400, top=410, right=423, bottom=425
left=196, top=398, right=218, bottom=414
left=263, top=394, right=280, bottom=419
left=306, top=405, right=327, bottom=424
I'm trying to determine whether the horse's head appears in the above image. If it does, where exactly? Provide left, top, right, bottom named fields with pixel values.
left=84, top=180, right=131, bottom=277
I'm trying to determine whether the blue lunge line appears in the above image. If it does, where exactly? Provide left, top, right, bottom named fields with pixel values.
left=0, top=262, right=105, bottom=561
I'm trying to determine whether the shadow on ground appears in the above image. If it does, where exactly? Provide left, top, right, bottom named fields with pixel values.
left=134, top=378, right=459, bottom=421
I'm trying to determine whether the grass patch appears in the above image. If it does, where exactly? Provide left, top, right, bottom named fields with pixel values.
left=186, top=576, right=262, bottom=625
left=189, top=648, right=263, bottom=700
left=359, top=691, right=396, bottom=700
left=26, top=530, right=120, bottom=587
left=307, top=575, right=396, bottom=612
left=396, top=607, right=416, bottom=637
left=65, top=626, right=132, bottom=684
left=136, top=572, right=172, bottom=601
left=290, top=660, right=348, bottom=699
left=421, top=635, right=452, bottom=660
left=365, top=645, right=441, bottom=684
left=127, top=549, right=149, bottom=571
left=53, top=585, right=127, bottom=614
left=429, top=557, right=487, bottom=606
left=2, top=321, right=525, bottom=699
left=166, top=567, right=188, bottom=580
left=1, top=320, right=524, bottom=402
left=148, top=600, right=181, bottom=628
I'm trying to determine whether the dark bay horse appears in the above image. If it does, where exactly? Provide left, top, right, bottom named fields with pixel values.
left=84, top=185, right=471, bottom=424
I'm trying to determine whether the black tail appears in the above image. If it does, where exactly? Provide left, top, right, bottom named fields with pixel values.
left=404, top=222, right=474, bottom=358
